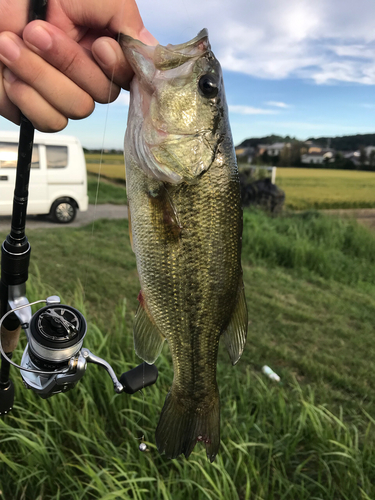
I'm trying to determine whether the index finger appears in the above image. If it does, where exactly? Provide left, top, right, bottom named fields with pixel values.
left=47, top=0, right=148, bottom=41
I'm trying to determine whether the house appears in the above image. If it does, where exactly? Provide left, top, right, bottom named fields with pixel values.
left=235, top=146, right=255, bottom=163
left=365, top=146, right=375, bottom=156
left=265, top=142, right=290, bottom=156
left=365, top=146, right=375, bottom=160
left=301, top=150, right=334, bottom=165
left=257, top=144, right=270, bottom=156
left=304, top=140, right=323, bottom=154
left=255, top=142, right=290, bottom=157
left=343, top=151, right=361, bottom=167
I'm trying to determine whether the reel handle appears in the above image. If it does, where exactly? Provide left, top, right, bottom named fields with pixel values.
left=81, top=349, right=158, bottom=395
left=120, top=363, right=158, bottom=395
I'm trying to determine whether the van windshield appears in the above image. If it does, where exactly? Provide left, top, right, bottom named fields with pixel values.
left=0, top=142, right=39, bottom=168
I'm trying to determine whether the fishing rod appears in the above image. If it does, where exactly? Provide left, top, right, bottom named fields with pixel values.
left=0, top=0, right=158, bottom=416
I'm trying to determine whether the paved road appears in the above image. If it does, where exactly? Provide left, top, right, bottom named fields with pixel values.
left=0, top=204, right=128, bottom=232
left=1, top=205, right=374, bottom=232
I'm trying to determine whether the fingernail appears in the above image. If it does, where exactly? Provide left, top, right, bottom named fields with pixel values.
left=95, top=40, right=117, bottom=67
left=0, top=36, right=21, bottom=62
left=3, top=68, right=18, bottom=83
left=26, top=25, right=52, bottom=51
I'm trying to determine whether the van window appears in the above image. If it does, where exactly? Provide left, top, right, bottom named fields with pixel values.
left=46, top=145, right=68, bottom=168
left=0, top=142, right=40, bottom=168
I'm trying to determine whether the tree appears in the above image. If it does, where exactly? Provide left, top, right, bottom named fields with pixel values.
left=369, top=150, right=375, bottom=170
left=359, top=147, right=368, bottom=168
left=279, top=142, right=302, bottom=167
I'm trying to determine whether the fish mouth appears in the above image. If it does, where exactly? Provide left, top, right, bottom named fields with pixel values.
left=120, top=29, right=210, bottom=75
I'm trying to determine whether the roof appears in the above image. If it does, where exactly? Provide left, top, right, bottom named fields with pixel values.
left=0, top=130, right=81, bottom=146
left=303, top=151, right=332, bottom=157
left=268, top=142, right=287, bottom=149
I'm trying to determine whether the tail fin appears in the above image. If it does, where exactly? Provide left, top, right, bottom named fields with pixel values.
left=155, top=389, right=220, bottom=462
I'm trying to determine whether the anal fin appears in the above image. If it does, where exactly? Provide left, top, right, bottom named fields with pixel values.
left=222, top=281, right=248, bottom=365
left=134, top=292, right=165, bottom=364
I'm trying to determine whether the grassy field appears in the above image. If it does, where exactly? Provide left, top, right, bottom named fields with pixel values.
left=87, top=173, right=127, bottom=205
left=0, top=210, right=375, bottom=499
left=89, top=155, right=375, bottom=210
left=276, top=167, right=375, bottom=210
left=85, top=153, right=126, bottom=181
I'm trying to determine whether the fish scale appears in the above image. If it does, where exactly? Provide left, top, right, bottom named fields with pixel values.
left=121, top=29, right=248, bottom=461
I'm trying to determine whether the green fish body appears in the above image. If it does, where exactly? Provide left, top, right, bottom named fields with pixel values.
left=120, top=30, right=247, bottom=462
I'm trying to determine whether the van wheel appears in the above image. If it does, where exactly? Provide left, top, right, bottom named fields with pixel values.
left=51, top=199, right=76, bottom=223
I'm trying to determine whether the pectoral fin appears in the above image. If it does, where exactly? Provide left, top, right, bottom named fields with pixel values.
left=133, top=292, right=165, bottom=364
left=222, top=282, right=248, bottom=365
left=149, top=184, right=182, bottom=239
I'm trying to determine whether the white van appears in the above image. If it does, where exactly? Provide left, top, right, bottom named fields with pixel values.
left=0, top=131, right=88, bottom=223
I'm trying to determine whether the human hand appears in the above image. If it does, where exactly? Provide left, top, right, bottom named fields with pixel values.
left=0, top=0, right=157, bottom=132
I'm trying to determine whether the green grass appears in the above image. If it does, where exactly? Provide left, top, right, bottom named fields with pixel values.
left=276, top=168, right=375, bottom=210
left=87, top=173, right=127, bottom=205
left=242, top=209, right=375, bottom=285
left=1, top=211, right=375, bottom=499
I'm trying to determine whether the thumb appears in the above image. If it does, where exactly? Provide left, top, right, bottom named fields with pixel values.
left=92, top=30, right=158, bottom=91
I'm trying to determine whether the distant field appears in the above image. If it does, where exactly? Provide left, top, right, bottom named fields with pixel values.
left=86, top=156, right=375, bottom=210
left=276, top=167, right=375, bottom=210
left=85, top=153, right=125, bottom=181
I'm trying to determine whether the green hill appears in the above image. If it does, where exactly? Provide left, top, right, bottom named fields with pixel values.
left=307, top=133, right=375, bottom=151
left=237, top=133, right=375, bottom=151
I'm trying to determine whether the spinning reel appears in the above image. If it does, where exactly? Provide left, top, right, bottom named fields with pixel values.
left=0, top=293, right=157, bottom=414
left=0, top=294, right=158, bottom=414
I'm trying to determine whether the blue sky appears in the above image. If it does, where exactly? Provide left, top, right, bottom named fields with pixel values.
left=1, top=0, right=375, bottom=149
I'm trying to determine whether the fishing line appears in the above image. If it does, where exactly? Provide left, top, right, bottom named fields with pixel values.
left=117, top=0, right=149, bottom=447
left=82, top=30, right=123, bottom=297
left=82, top=86, right=114, bottom=296
left=79, top=0, right=149, bottom=448
left=178, top=0, right=195, bottom=36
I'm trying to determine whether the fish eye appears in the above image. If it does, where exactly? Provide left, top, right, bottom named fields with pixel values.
left=198, top=74, right=219, bottom=98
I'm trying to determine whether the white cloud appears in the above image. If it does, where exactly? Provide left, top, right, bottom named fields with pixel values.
left=303, top=61, right=375, bottom=85
left=329, top=44, right=374, bottom=59
left=229, top=105, right=277, bottom=115
left=257, top=120, right=375, bottom=133
left=266, top=102, right=290, bottom=108
left=137, top=0, right=375, bottom=85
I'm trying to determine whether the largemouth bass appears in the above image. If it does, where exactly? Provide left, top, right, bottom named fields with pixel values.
left=120, top=29, right=248, bottom=462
